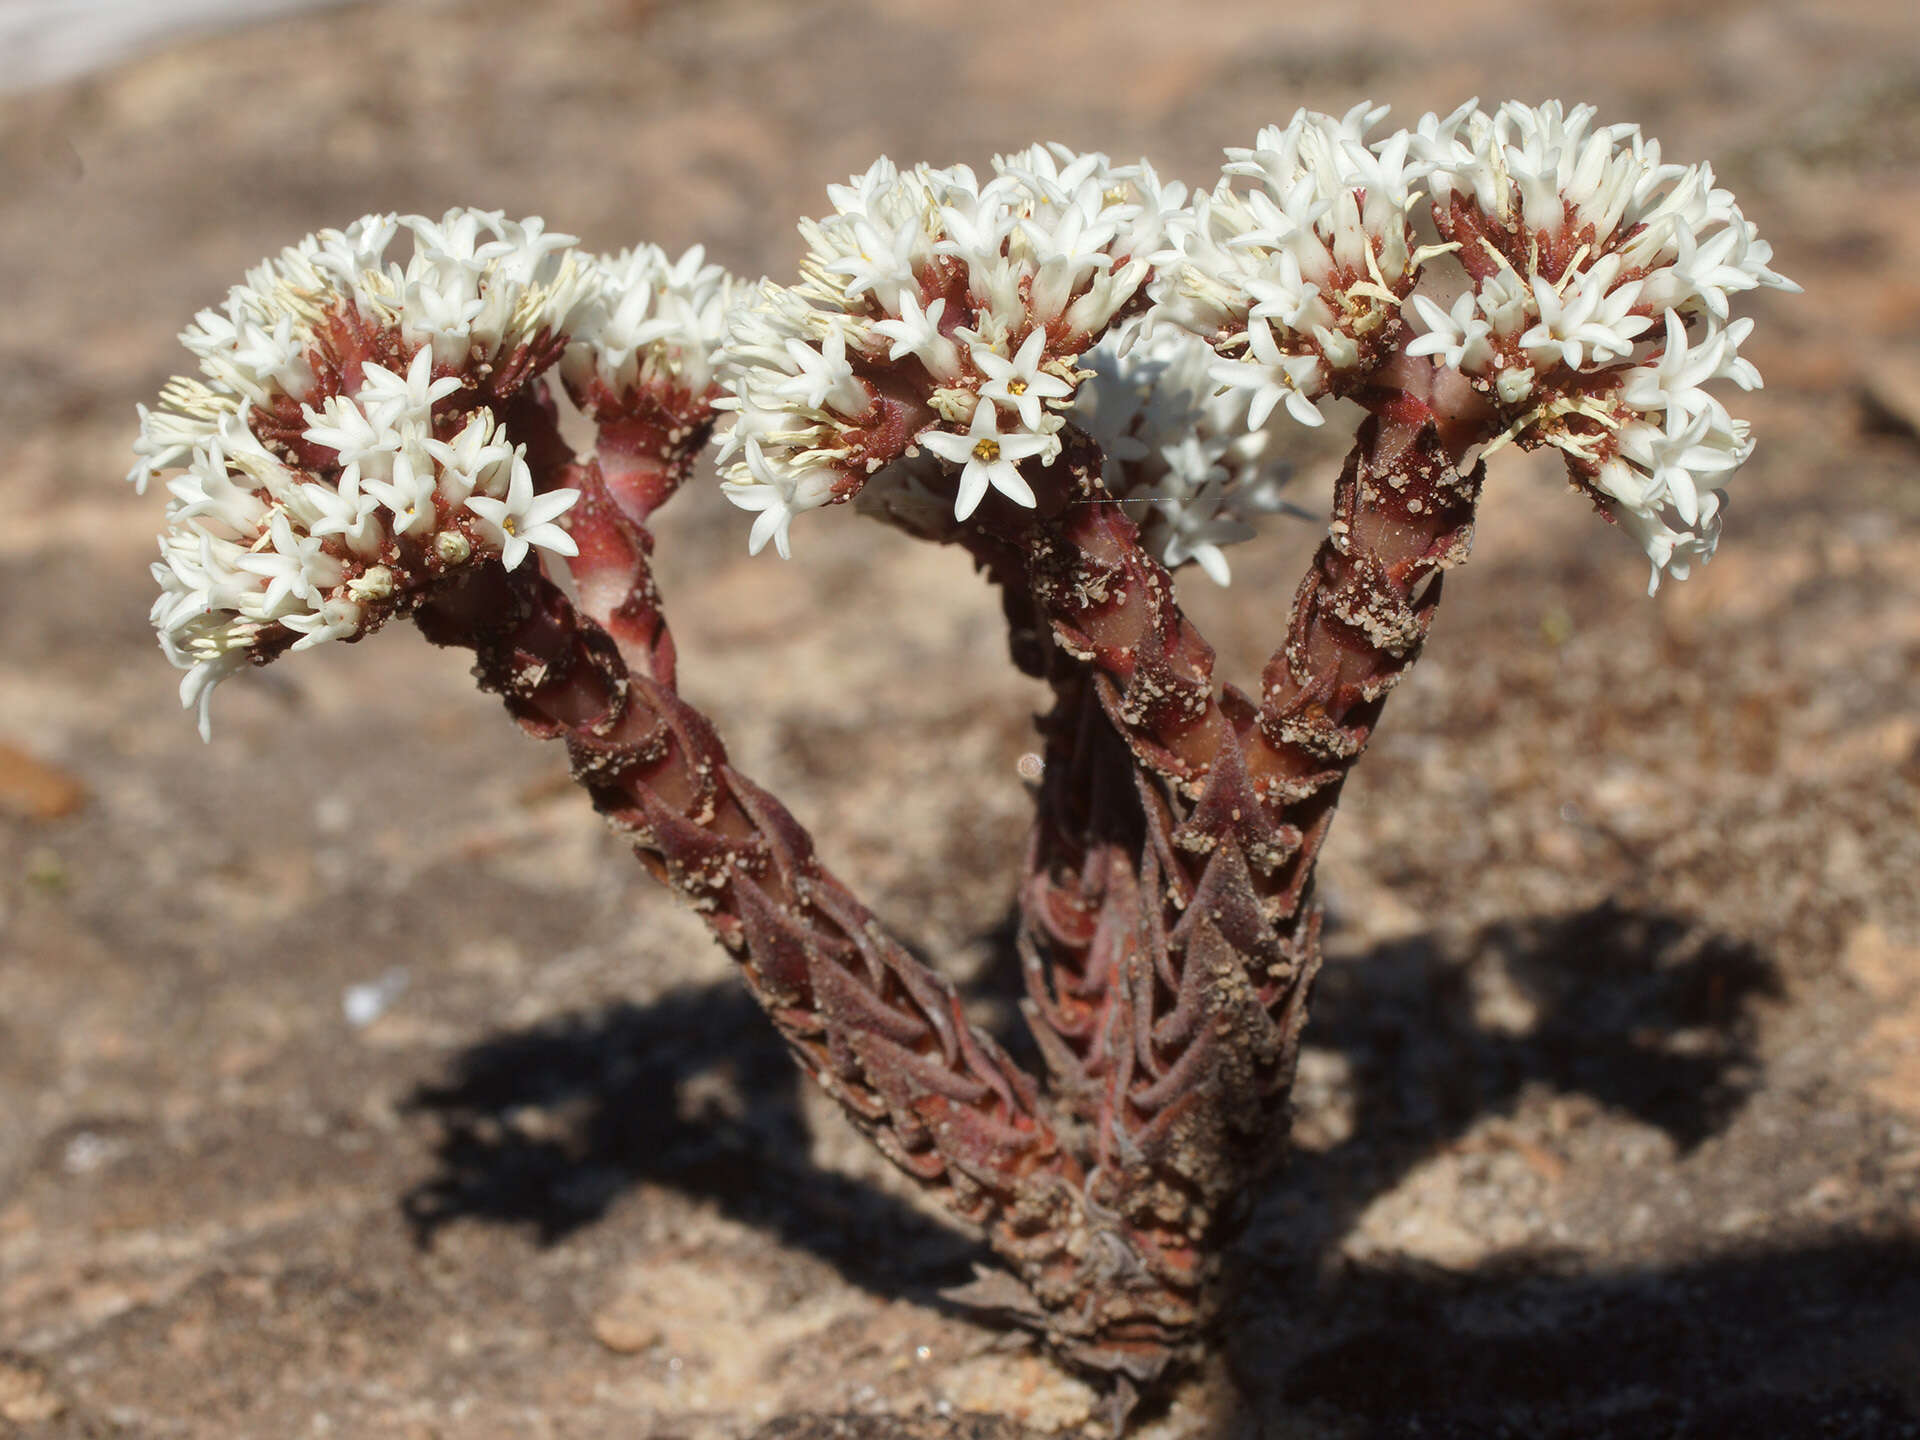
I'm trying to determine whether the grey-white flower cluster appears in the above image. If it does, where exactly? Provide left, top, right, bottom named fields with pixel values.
left=1150, top=102, right=1430, bottom=430
left=1068, top=322, right=1299, bottom=587
left=559, top=243, right=737, bottom=408
left=1152, top=100, right=1795, bottom=590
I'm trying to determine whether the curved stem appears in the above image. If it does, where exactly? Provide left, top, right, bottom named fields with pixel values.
left=417, top=383, right=1247, bottom=1387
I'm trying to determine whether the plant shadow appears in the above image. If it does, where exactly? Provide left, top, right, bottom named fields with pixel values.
left=401, top=984, right=978, bottom=1297
left=1264, top=899, right=1782, bottom=1263
left=1210, top=901, right=1920, bottom=1435
left=1227, top=1235, right=1920, bottom=1438
left=401, top=901, right=1920, bottom=1434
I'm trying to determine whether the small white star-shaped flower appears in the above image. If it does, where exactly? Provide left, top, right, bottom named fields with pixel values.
left=1404, top=292, right=1496, bottom=374
left=1020, top=202, right=1119, bottom=320
left=358, top=346, right=462, bottom=431
left=773, top=324, right=872, bottom=418
left=301, top=394, right=396, bottom=470
left=365, top=447, right=439, bottom=537
left=871, top=291, right=963, bottom=379
left=464, top=452, right=579, bottom=570
left=304, top=463, right=386, bottom=554
left=425, top=411, right=514, bottom=504
left=1211, top=321, right=1326, bottom=430
left=721, top=439, right=800, bottom=559
left=820, top=214, right=918, bottom=303
left=234, top=511, right=343, bottom=616
left=1519, top=259, right=1651, bottom=371
left=918, top=399, right=1057, bottom=521
left=1621, top=311, right=1743, bottom=418
left=973, top=328, right=1075, bottom=429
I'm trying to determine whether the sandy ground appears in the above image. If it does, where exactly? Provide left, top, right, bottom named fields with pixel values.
left=3, top=0, right=1919, bottom=1435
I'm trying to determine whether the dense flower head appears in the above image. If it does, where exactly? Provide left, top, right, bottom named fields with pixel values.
left=131, top=210, right=731, bottom=736
left=1403, top=99, right=1797, bottom=588
left=559, top=242, right=738, bottom=413
left=1149, top=102, right=1434, bottom=430
left=1157, top=101, right=1794, bottom=591
left=713, top=145, right=1189, bottom=557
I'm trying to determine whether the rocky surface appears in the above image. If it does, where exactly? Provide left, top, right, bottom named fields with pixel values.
left=2, top=0, right=1918, bottom=1435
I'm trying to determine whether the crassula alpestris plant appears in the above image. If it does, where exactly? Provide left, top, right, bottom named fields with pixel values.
left=129, top=101, right=1793, bottom=1423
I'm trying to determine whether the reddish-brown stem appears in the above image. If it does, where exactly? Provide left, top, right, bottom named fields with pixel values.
left=409, top=545, right=1114, bottom=1309
left=976, top=363, right=1492, bottom=1372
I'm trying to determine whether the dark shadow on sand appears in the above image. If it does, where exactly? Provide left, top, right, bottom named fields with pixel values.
left=401, top=984, right=978, bottom=1300
left=402, top=900, right=1920, bottom=1435
left=1227, top=1237, right=1920, bottom=1438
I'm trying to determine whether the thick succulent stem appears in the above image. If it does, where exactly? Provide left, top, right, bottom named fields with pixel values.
left=410, top=545, right=1108, bottom=1300
left=435, top=359, right=1492, bottom=1394
left=989, top=365, right=1490, bottom=1368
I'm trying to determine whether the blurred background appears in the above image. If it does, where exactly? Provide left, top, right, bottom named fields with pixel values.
left=2, top=1, right=1917, bottom=1435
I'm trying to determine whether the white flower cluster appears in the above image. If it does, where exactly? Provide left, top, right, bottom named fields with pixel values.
left=132, top=210, right=732, bottom=736
left=1147, top=100, right=1792, bottom=590
left=1150, top=103, right=1431, bottom=431
left=1069, top=323, right=1299, bottom=586
left=1402, top=100, right=1796, bottom=589
left=559, top=243, right=738, bottom=408
left=714, top=146, right=1188, bottom=557
left=134, top=109, right=1792, bottom=722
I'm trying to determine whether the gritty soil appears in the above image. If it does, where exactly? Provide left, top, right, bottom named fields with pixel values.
left=3, top=0, right=1919, bottom=1436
